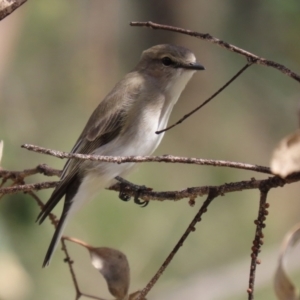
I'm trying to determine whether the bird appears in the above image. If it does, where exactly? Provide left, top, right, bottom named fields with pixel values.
left=38, top=44, right=205, bottom=267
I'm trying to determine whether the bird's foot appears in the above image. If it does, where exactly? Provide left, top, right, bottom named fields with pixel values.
left=116, top=177, right=150, bottom=207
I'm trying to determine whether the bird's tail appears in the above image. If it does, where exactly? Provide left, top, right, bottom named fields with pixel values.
left=42, top=203, right=72, bottom=267
left=42, top=173, right=103, bottom=266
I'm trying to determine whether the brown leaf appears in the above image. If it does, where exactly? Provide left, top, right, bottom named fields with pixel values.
left=89, top=247, right=130, bottom=299
left=64, top=237, right=130, bottom=300
left=274, top=223, right=300, bottom=300
left=271, top=130, right=300, bottom=178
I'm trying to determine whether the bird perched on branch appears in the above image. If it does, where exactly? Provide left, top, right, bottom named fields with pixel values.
left=38, top=44, right=205, bottom=267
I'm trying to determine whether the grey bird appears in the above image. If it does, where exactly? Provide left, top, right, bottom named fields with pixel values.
left=37, top=44, right=205, bottom=267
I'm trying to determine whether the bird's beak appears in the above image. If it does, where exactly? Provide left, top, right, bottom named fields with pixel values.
left=176, top=61, right=205, bottom=71
left=184, top=62, right=205, bottom=71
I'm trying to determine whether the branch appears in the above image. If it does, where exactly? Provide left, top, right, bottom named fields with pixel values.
left=0, top=164, right=61, bottom=180
left=0, top=0, right=27, bottom=21
left=247, top=185, right=270, bottom=299
left=137, top=188, right=218, bottom=300
left=110, top=173, right=299, bottom=202
left=130, top=21, right=300, bottom=84
left=21, top=144, right=272, bottom=174
left=0, top=180, right=57, bottom=195
left=2, top=163, right=300, bottom=203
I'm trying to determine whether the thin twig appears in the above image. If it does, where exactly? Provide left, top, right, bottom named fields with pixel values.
left=60, top=238, right=82, bottom=300
left=156, top=63, right=252, bottom=134
left=26, top=190, right=58, bottom=226
left=0, top=164, right=60, bottom=196
left=130, top=21, right=300, bottom=83
left=247, top=185, right=270, bottom=299
left=21, top=144, right=272, bottom=174
left=137, top=188, right=218, bottom=300
left=0, top=180, right=57, bottom=195
left=0, top=164, right=61, bottom=180
left=80, top=293, right=105, bottom=300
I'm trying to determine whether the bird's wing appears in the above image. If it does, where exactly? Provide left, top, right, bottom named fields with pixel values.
left=37, top=101, right=127, bottom=224
left=59, top=107, right=126, bottom=182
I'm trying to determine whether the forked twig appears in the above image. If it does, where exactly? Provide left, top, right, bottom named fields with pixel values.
left=137, top=188, right=219, bottom=300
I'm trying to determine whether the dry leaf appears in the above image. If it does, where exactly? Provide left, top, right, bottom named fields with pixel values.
left=65, top=237, right=130, bottom=300
left=274, top=223, right=300, bottom=300
left=271, top=130, right=300, bottom=178
left=89, top=247, right=130, bottom=299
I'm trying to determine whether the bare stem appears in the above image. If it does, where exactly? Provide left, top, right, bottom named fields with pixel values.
left=0, top=164, right=61, bottom=180
left=110, top=172, right=298, bottom=202
left=0, top=180, right=57, bottom=195
left=2, top=168, right=300, bottom=206
left=21, top=144, right=271, bottom=174
left=247, top=186, right=270, bottom=299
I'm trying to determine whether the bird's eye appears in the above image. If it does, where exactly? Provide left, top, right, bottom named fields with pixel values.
left=161, top=57, right=173, bottom=66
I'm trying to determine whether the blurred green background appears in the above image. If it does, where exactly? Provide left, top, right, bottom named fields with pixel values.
left=1, top=1, right=300, bottom=299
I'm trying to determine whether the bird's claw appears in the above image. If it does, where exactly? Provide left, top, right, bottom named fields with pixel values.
left=118, top=181, right=149, bottom=207
left=134, top=188, right=149, bottom=207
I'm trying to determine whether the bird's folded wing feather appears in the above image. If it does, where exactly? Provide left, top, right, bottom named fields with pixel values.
left=37, top=101, right=127, bottom=224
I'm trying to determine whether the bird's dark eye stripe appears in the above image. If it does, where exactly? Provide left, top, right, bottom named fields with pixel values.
left=161, top=57, right=173, bottom=66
